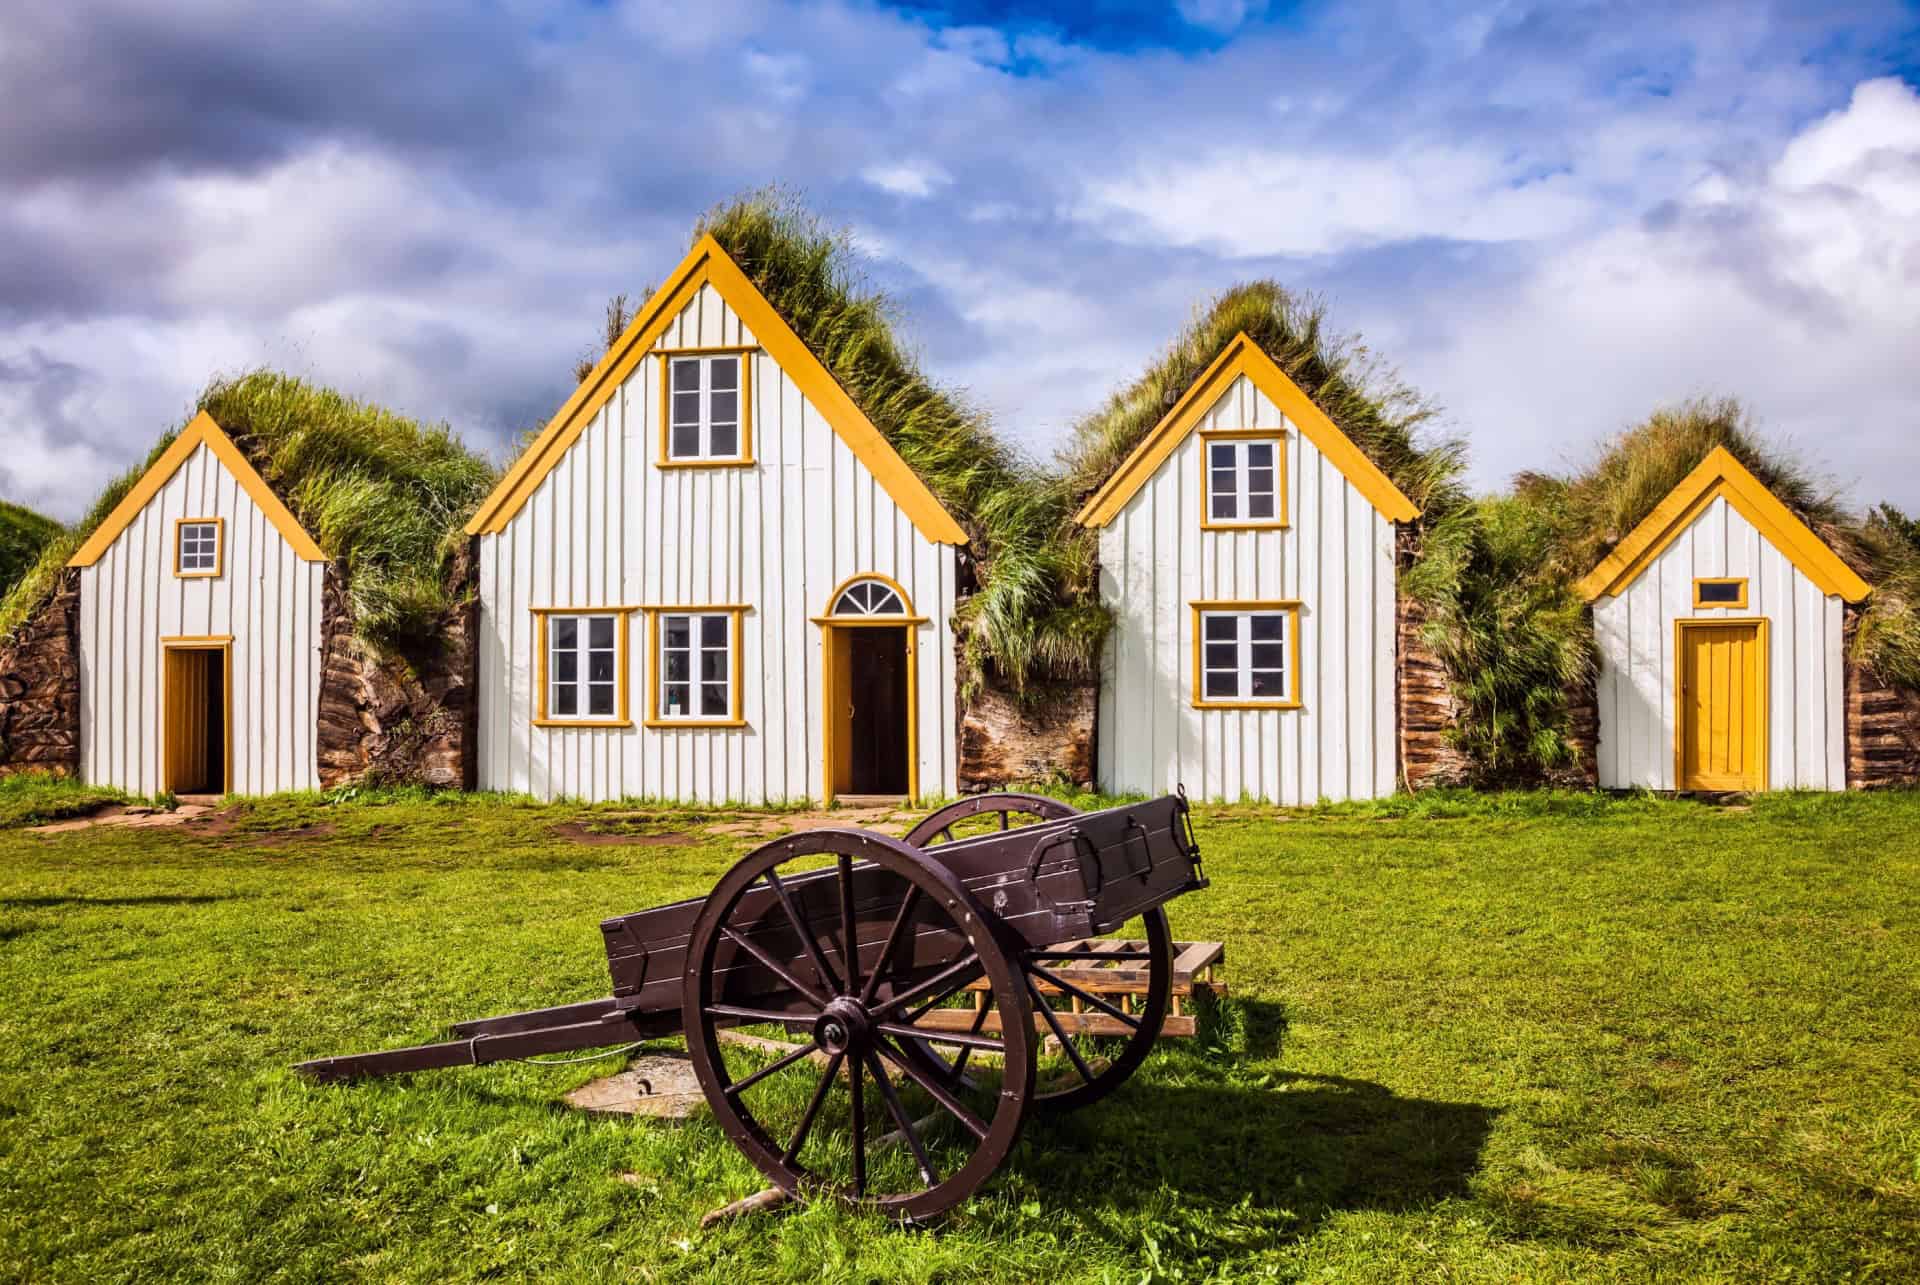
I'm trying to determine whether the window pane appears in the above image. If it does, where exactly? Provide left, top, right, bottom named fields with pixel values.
left=701, top=682, right=729, bottom=716
left=588, top=684, right=614, bottom=716
left=1204, top=615, right=1237, bottom=641
left=1246, top=442, right=1274, bottom=468
left=1248, top=494, right=1276, bottom=519
left=708, top=358, right=737, bottom=391
left=701, top=615, right=728, bottom=646
left=589, top=652, right=614, bottom=683
left=555, top=652, right=578, bottom=683
left=709, top=424, right=738, bottom=457
left=1205, top=643, right=1238, bottom=670
left=1698, top=581, right=1741, bottom=603
left=588, top=617, right=614, bottom=648
left=1205, top=672, right=1238, bottom=698
left=700, top=649, right=728, bottom=681
left=664, top=682, right=689, bottom=715
left=553, top=618, right=578, bottom=649
left=1247, top=465, right=1274, bottom=491
left=1209, top=443, right=1234, bottom=470
left=1250, top=643, right=1285, bottom=669
left=554, top=686, right=577, bottom=716
left=1250, top=615, right=1284, bottom=642
left=1211, top=491, right=1237, bottom=520
left=672, top=359, right=700, bottom=391
left=665, top=617, right=690, bottom=649
left=709, top=390, right=737, bottom=426
left=665, top=651, right=689, bottom=683
left=1250, top=670, right=1287, bottom=698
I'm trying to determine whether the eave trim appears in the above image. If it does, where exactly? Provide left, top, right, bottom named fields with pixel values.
left=69, top=410, right=325, bottom=567
left=465, top=234, right=967, bottom=545
left=1072, top=332, right=1420, bottom=528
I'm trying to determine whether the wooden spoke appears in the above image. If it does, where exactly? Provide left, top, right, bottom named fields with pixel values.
left=1028, top=976, right=1096, bottom=1086
left=864, top=1049, right=936, bottom=1187
left=837, top=854, right=860, bottom=1000
left=705, top=1003, right=815, bottom=1025
left=1026, top=961, right=1144, bottom=1030
left=948, top=997, right=992, bottom=1078
left=875, top=952, right=981, bottom=1019
left=722, top=927, right=830, bottom=1009
left=859, top=886, right=922, bottom=1007
left=903, top=967, right=987, bottom=1025
left=876, top=1021, right=1004, bottom=1053
left=782, top=1050, right=845, bottom=1165
left=762, top=867, right=844, bottom=996
left=723, top=1040, right=819, bottom=1098
left=848, top=1051, right=866, bottom=1198
left=874, top=1035, right=989, bottom=1141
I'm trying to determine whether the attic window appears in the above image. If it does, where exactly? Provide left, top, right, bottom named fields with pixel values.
left=830, top=579, right=907, bottom=616
left=1201, top=432, right=1286, bottom=529
left=661, top=351, right=753, bottom=466
left=1693, top=578, right=1748, bottom=609
left=174, top=518, right=223, bottom=578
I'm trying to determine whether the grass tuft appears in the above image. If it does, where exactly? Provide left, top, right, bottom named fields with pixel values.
left=0, top=771, right=128, bottom=828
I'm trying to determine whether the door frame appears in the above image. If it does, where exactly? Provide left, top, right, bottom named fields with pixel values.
left=1673, top=617, right=1769, bottom=792
left=160, top=635, right=233, bottom=795
left=812, top=575, right=926, bottom=804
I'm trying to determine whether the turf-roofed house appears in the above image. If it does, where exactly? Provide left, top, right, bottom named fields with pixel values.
left=0, top=376, right=494, bottom=794
left=1072, top=327, right=1427, bottom=803
left=1578, top=446, right=1871, bottom=792
left=467, top=232, right=973, bottom=804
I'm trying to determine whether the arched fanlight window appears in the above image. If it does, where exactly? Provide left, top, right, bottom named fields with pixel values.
left=831, top=578, right=907, bottom=617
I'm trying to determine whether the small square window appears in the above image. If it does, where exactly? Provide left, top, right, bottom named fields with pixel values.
left=662, top=353, right=751, bottom=464
left=175, top=519, right=222, bottom=577
left=540, top=611, right=627, bottom=725
left=1194, top=605, right=1299, bottom=707
left=1202, top=435, right=1286, bottom=528
left=1693, top=578, right=1748, bottom=609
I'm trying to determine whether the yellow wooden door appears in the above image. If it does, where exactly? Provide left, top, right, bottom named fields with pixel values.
left=165, top=648, right=209, bottom=793
left=1678, top=623, right=1765, bottom=791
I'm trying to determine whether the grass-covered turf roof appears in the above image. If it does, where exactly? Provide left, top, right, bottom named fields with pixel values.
left=0, top=372, right=496, bottom=652
left=0, top=500, right=62, bottom=604
left=699, top=192, right=1106, bottom=694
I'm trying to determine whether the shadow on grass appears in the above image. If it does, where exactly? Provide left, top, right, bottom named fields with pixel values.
left=0, top=893, right=244, bottom=909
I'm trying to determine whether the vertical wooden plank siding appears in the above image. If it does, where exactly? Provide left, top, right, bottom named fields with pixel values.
left=474, top=291, right=958, bottom=804
left=1592, top=495, right=1845, bottom=790
left=1094, top=373, right=1399, bottom=803
left=76, top=442, right=323, bottom=794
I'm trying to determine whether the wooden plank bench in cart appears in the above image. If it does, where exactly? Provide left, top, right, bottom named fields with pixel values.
left=296, top=792, right=1213, bottom=1221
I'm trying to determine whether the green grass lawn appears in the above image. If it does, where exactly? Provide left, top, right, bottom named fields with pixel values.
left=1, top=787, right=1916, bottom=1282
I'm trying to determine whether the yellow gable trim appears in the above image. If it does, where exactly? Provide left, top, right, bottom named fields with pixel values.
left=465, top=235, right=967, bottom=545
left=1575, top=446, right=1870, bottom=603
left=1074, top=333, right=1419, bottom=528
left=69, top=411, right=324, bottom=567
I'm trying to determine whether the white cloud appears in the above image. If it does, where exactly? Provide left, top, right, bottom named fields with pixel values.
left=1175, top=0, right=1269, bottom=35
left=860, top=159, right=953, bottom=199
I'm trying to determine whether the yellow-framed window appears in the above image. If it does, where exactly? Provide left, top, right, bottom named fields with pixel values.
left=1191, top=600, right=1303, bottom=709
left=173, top=517, right=224, bottom=578
left=644, top=605, right=749, bottom=727
left=658, top=348, right=754, bottom=466
left=533, top=607, right=635, bottom=728
left=1692, top=577, right=1749, bottom=609
left=1201, top=430, right=1287, bottom=530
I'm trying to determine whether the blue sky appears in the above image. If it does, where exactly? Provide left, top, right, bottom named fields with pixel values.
left=2, top=0, right=1918, bottom=521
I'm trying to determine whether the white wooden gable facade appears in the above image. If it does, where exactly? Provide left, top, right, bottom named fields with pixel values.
left=467, top=236, right=967, bottom=804
left=69, top=411, right=327, bottom=796
left=1075, top=336, right=1419, bottom=803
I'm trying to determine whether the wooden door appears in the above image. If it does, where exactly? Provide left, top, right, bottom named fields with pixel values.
left=846, top=628, right=908, bottom=795
left=164, top=646, right=227, bottom=794
left=1677, top=622, right=1765, bottom=791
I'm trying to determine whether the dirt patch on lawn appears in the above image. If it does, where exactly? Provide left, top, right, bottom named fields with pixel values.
left=551, top=820, right=697, bottom=848
left=705, top=807, right=915, bottom=840
left=29, top=803, right=217, bottom=835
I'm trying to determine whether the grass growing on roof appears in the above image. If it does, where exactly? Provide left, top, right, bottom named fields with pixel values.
left=0, top=501, right=62, bottom=603
left=0, top=373, right=497, bottom=654
left=696, top=191, right=1106, bottom=693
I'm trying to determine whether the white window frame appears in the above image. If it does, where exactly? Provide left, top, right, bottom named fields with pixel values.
left=647, top=607, right=745, bottom=726
left=535, top=610, right=630, bottom=727
left=661, top=352, right=750, bottom=464
left=1192, top=602, right=1300, bottom=708
left=1201, top=432, right=1286, bottom=528
left=174, top=517, right=223, bottom=578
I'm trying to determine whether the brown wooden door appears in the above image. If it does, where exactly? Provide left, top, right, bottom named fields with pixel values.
left=844, top=627, right=908, bottom=795
left=164, top=647, right=227, bottom=794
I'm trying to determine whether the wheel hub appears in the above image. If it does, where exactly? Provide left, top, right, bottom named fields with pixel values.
left=814, top=998, right=871, bottom=1055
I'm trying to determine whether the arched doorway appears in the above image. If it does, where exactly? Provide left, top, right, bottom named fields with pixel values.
left=815, top=575, right=922, bottom=802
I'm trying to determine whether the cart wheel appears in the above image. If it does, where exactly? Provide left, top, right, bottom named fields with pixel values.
left=906, top=795, right=1173, bottom=1114
left=682, top=829, right=1037, bottom=1222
